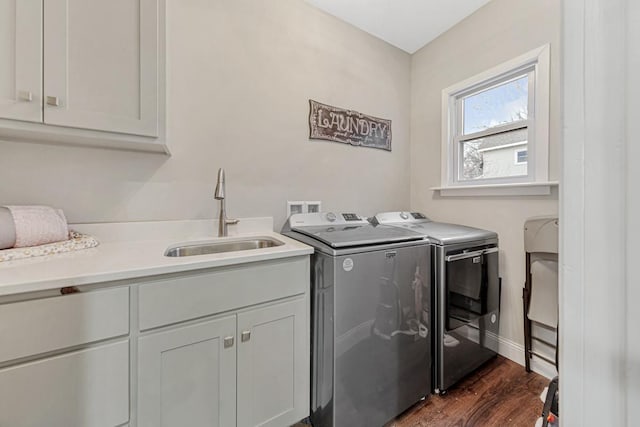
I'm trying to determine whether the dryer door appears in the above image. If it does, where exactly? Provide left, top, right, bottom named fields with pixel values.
left=439, top=245, right=500, bottom=391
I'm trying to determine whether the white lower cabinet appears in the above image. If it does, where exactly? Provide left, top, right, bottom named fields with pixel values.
left=237, top=298, right=309, bottom=427
left=0, top=256, right=310, bottom=427
left=0, top=340, right=130, bottom=427
left=138, top=297, right=309, bottom=427
left=137, top=316, right=237, bottom=427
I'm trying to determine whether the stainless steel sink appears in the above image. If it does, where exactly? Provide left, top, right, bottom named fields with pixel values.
left=164, top=237, right=284, bottom=257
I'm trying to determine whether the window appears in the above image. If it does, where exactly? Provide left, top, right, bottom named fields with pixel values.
left=515, top=149, right=528, bottom=165
left=439, top=45, right=551, bottom=194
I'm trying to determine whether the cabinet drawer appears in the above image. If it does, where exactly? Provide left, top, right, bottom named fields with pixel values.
left=0, top=287, right=129, bottom=363
left=0, top=340, right=129, bottom=427
left=139, top=257, right=308, bottom=330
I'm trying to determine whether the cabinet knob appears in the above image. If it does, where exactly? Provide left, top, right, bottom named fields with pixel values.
left=18, top=90, right=33, bottom=102
left=241, top=330, right=251, bottom=342
left=223, top=336, right=234, bottom=348
left=46, top=96, right=60, bottom=107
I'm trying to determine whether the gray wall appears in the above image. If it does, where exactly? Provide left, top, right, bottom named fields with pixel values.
left=410, top=0, right=561, bottom=347
left=0, top=0, right=412, bottom=228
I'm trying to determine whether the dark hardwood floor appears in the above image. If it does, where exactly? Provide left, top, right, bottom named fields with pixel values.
left=295, top=356, right=547, bottom=427
left=388, top=356, right=547, bottom=427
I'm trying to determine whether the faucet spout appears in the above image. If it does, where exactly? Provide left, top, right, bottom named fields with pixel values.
left=214, top=168, right=225, bottom=200
left=214, top=168, right=239, bottom=236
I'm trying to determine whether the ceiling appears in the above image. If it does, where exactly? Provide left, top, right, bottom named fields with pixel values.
left=304, top=0, right=492, bottom=54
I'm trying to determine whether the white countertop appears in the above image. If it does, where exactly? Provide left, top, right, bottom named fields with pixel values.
left=0, top=218, right=313, bottom=297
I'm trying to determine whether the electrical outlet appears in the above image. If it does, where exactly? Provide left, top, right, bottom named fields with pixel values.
left=305, top=201, right=322, bottom=213
left=287, top=201, right=305, bottom=217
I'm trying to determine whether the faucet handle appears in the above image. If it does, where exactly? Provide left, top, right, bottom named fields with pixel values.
left=226, top=218, right=240, bottom=225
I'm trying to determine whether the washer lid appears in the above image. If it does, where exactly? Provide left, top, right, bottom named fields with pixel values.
left=291, top=223, right=424, bottom=248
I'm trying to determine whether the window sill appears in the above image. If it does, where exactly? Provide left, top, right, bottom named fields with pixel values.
left=431, top=181, right=559, bottom=197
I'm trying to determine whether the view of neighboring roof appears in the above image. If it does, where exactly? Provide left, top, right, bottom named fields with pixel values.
left=476, top=128, right=528, bottom=151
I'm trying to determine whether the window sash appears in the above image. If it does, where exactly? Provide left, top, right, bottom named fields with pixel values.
left=458, top=72, right=532, bottom=137
left=457, top=120, right=529, bottom=143
left=451, top=68, right=536, bottom=185
left=455, top=128, right=532, bottom=184
left=439, top=44, right=551, bottom=192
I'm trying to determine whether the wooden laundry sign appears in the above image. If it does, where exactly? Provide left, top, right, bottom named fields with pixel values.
left=308, top=100, right=392, bottom=151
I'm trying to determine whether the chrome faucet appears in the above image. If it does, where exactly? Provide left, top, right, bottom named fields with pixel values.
left=214, top=168, right=239, bottom=237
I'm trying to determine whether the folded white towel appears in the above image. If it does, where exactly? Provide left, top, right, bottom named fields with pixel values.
left=5, top=206, right=69, bottom=248
left=0, top=207, right=16, bottom=249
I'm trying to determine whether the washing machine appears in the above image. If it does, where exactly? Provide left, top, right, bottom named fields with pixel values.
left=282, top=212, right=431, bottom=427
left=372, top=212, right=500, bottom=394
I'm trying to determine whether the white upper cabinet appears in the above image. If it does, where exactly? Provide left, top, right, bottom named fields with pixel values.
left=44, top=0, right=159, bottom=137
left=0, top=0, right=42, bottom=123
left=0, top=0, right=165, bottom=152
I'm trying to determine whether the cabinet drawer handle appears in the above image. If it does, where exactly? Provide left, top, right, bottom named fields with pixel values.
left=223, top=336, right=234, bottom=348
left=241, top=331, right=251, bottom=342
left=18, top=90, right=33, bottom=102
left=60, top=286, right=80, bottom=295
left=46, top=96, right=60, bottom=106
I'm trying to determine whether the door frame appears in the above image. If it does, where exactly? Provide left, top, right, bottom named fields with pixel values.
left=561, top=0, right=638, bottom=424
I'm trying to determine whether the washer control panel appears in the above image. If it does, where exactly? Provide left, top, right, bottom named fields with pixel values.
left=289, top=212, right=369, bottom=227
left=342, top=213, right=361, bottom=222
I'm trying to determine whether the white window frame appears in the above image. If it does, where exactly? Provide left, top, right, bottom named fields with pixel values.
left=515, top=148, right=528, bottom=165
left=437, top=45, right=553, bottom=196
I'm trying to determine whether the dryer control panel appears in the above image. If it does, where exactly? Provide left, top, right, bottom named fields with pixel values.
left=373, top=211, right=431, bottom=225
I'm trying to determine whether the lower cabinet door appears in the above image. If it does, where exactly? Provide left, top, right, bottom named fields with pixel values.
left=137, top=316, right=237, bottom=427
left=237, top=297, right=309, bottom=427
left=0, top=340, right=130, bottom=427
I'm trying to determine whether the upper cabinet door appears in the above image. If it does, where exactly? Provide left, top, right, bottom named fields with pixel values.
left=43, top=0, right=159, bottom=137
left=0, top=0, right=42, bottom=122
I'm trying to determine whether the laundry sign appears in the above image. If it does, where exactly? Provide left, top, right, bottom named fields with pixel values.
left=308, top=100, right=392, bottom=151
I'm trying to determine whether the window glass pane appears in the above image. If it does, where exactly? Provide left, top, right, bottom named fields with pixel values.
left=516, top=149, right=528, bottom=164
left=460, top=128, right=528, bottom=181
left=462, top=75, right=528, bottom=135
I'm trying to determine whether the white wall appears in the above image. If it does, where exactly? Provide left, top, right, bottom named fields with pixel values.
left=626, top=0, right=640, bottom=420
left=410, top=0, right=561, bottom=348
left=0, top=0, right=411, bottom=229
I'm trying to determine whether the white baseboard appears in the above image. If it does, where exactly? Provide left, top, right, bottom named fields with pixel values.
left=497, top=335, right=558, bottom=380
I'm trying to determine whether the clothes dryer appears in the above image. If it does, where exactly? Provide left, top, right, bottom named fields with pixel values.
left=373, top=212, right=500, bottom=394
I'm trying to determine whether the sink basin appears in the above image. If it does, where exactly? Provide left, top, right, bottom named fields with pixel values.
left=164, top=237, right=284, bottom=257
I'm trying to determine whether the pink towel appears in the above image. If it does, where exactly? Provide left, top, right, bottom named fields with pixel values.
left=5, top=206, right=69, bottom=248
left=0, top=207, right=16, bottom=249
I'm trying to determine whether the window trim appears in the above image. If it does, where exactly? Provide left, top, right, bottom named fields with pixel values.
left=439, top=44, right=551, bottom=194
